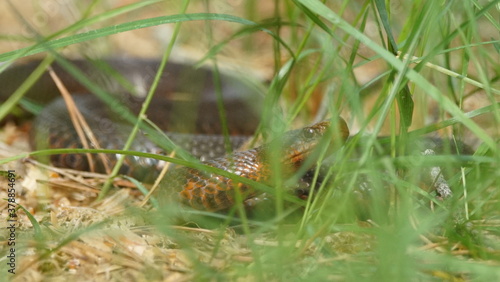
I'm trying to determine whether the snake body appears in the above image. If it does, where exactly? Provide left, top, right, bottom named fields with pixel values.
left=160, top=120, right=348, bottom=211
left=1, top=59, right=349, bottom=211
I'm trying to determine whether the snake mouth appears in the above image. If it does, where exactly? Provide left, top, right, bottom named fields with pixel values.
left=287, top=136, right=348, bottom=168
left=282, top=139, right=322, bottom=169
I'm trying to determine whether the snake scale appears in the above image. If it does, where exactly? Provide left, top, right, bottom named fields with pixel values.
left=0, top=59, right=349, bottom=212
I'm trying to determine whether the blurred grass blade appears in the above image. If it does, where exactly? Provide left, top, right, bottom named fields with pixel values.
left=0, top=13, right=258, bottom=62
left=374, top=0, right=414, bottom=130
left=296, top=0, right=497, bottom=151
left=0, top=0, right=163, bottom=72
left=373, top=0, right=398, bottom=52
left=0, top=56, right=54, bottom=121
left=16, top=203, right=44, bottom=241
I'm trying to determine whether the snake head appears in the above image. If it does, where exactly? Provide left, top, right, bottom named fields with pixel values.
left=266, top=118, right=349, bottom=169
left=159, top=118, right=349, bottom=212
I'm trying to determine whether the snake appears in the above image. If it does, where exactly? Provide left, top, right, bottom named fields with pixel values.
left=0, top=59, right=349, bottom=212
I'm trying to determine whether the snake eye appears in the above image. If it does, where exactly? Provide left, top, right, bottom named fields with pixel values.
left=302, top=128, right=316, bottom=139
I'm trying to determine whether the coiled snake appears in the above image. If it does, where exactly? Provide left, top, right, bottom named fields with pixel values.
left=1, top=59, right=349, bottom=212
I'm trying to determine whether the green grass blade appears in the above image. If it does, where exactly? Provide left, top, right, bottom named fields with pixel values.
left=296, top=0, right=497, bottom=152
left=0, top=13, right=258, bottom=62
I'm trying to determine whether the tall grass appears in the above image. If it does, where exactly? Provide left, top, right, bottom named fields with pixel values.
left=0, top=0, right=499, bottom=280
